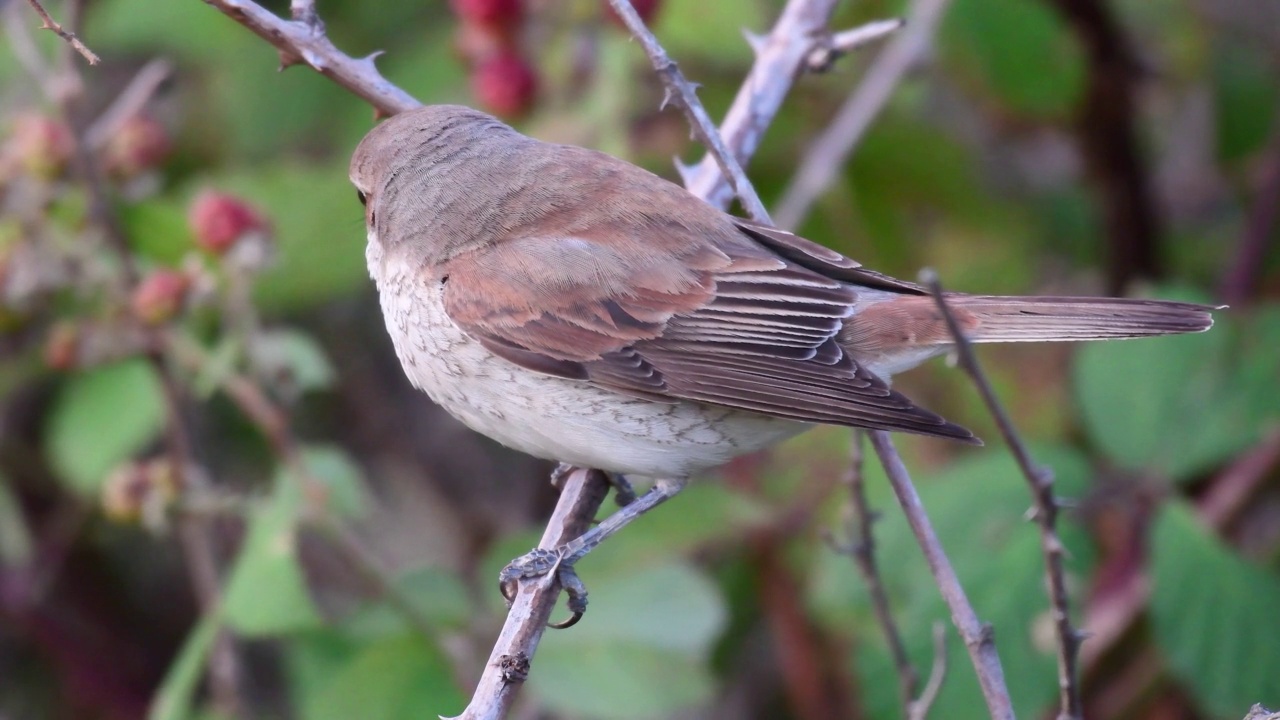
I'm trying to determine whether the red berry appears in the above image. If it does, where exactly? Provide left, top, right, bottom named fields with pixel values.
left=604, top=0, right=662, bottom=29
left=453, top=19, right=516, bottom=64
left=103, top=113, right=172, bottom=179
left=471, top=52, right=538, bottom=118
left=131, top=269, right=190, bottom=325
left=187, top=190, right=269, bottom=256
left=450, top=0, right=523, bottom=27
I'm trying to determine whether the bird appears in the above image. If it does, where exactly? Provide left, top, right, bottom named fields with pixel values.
left=349, top=104, right=1215, bottom=618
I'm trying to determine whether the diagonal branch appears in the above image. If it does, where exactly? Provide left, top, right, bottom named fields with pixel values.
left=675, top=0, right=836, bottom=208
left=775, top=0, right=952, bottom=229
left=21, top=0, right=99, bottom=65
left=829, top=430, right=919, bottom=713
left=200, top=0, right=420, bottom=116
left=868, top=430, right=1015, bottom=720
left=605, top=0, right=772, bottom=223
left=920, top=270, right=1083, bottom=720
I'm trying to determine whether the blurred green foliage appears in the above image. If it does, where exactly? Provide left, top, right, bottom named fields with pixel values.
left=1, top=0, right=1278, bottom=719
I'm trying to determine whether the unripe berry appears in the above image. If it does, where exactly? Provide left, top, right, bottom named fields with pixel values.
left=187, top=190, right=269, bottom=256
left=102, top=459, right=178, bottom=524
left=4, top=113, right=73, bottom=179
left=131, top=269, right=190, bottom=326
left=43, top=321, right=80, bottom=370
left=102, top=114, right=172, bottom=179
left=471, top=52, right=538, bottom=119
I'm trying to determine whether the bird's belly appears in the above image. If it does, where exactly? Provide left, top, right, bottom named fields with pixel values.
left=372, top=257, right=807, bottom=478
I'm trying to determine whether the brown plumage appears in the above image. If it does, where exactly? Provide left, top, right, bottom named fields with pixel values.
left=350, top=105, right=1216, bottom=476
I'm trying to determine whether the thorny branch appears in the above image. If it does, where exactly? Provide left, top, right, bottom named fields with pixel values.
left=200, top=0, right=421, bottom=116
left=775, top=0, right=953, bottom=229
left=868, top=431, right=1015, bottom=720
left=829, top=431, right=918, bottom=713
left=20, top=0, right=99, bottom=65
left=677, top=0, right=894, bottom=209
left=605, top=0, right=771, bottom=223
left=920, top=272, right=1084, bottom=719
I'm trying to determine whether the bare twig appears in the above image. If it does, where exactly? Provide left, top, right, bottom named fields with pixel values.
left=605, top=0, right=771, bottom=223
left=920, top=271, right=1083, bottom=720
left=869, top=430, right=1015, bottom=720
left=199, top=0, right=420, bottom=116
left=445, top=468, right=611, bottom=720
left=775, top=0, right=952, bottom=229
left=909, top=622, right=949, bottom=720
left=805, top=19, right=904, bottom=72
left=85, top=58, right=174, bottom=150
left=831, top=430, right=919, bottom=712
left=20, top=0, right=99, bottom=65
left=677, top=0, right=840, bottom=208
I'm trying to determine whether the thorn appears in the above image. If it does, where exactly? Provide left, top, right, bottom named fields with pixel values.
left=917, top=267, right=940, bottom=285
left=372, top=106, right=391, bottom=122
left=659, top=85, right=677, bottom=112
left=277, top=49, right=304, bottom=71
left=742, top=28, right=767, bottom=55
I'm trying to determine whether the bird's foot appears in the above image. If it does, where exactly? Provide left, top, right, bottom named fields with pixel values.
left=499, top=476, right=686, bottom=629
left=498, top=547, right=589, bottom=629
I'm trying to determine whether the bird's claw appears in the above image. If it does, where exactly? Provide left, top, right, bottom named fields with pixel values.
left=498, top=546, right=589, bottom=629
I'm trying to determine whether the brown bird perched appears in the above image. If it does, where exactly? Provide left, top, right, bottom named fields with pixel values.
left=350, top=105, right=1214, bottom=616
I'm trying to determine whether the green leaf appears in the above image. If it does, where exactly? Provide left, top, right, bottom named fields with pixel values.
left=45, top=360, right=167, bottom=494
left=295, top=445, right=367, bottom=519
left=120, top=199, right=192, bottom=265
left=809, top=445, right=1096, bottom=720
left=529, top=561, right=726, bottom=719
left=222, top=482, right=323, bottom=636
left=942, top=0, right=1086, bottom=119
left=1212, top=43, right=1280, bottom=165
left=342, top=566, right=472, bottom=636
left=296, top=633, right=465, bottom=720
left=148, top=611, right=221, bottom=720
left=1150, top=503, right=1280, bottom=717
left=251, top=329, right=336, bottom=395
left=1074, top=300, right=1280, bottom=482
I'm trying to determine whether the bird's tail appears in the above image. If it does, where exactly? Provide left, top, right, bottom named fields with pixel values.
left=950, top=295, right=1218, bottom=343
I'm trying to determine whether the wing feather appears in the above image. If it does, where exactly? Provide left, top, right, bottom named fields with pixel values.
left=439, top=221, right=976, bottom=442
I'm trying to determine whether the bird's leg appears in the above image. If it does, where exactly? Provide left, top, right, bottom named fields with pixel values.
left=550, top=462, right=636, bottom=507
left=499, top=476, right=687, bottom=627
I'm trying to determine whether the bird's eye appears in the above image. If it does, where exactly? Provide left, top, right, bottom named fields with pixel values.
left=356, top=190, right=368, bottom=206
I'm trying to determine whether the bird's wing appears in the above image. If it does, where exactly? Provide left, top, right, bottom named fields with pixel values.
left=439, top=222, right=976, bottom=442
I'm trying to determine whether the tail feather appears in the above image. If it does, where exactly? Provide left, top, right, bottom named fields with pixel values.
left=955, top=295, right=1219, bottom=343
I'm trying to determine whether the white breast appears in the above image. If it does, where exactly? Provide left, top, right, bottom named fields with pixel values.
left=367, top=244, right=807, bottom=479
